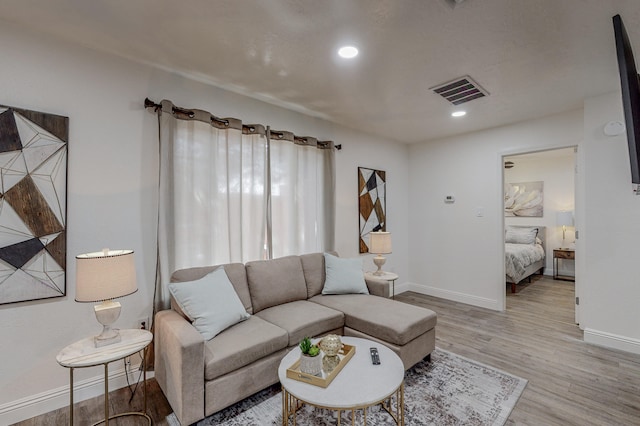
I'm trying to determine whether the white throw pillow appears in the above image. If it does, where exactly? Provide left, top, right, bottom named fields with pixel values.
left=322, top=253, right=369, bottom=295
left=169, top=267, right=250, bottom=340
left=505, top=226, right=538, bottom=245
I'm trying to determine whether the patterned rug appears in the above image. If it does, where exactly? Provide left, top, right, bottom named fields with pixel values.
left=166, top=348, right=527, bottom=425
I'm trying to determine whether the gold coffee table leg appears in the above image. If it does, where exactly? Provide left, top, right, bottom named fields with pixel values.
left=398, top=382, right=405, bottom=425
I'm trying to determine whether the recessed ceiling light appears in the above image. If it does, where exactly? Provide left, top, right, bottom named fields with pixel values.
left=451, top=111, right=467, bottom=117
left=338, top=46, right=359, bottom=59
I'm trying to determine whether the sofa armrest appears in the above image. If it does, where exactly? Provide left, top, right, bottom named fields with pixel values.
left=365, top=276, right=390, bottom=298
left=154, top=309, right=205, bottom=425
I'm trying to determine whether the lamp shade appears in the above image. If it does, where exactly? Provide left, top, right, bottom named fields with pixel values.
left=75, top=249, right=137, bottom=302
left=556, top=211, right=574, bottom=227
left=369, top=231, right=392, bottom=254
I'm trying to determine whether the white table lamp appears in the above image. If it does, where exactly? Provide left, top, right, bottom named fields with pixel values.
left=75, top=249, right=137, bottom=347
left=556, top=211, right=574, bottom=249
left=369, top=231, right=392, bottom=276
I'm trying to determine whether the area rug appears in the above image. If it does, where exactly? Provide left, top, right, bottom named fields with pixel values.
left=166, top=348, right=527, bottom=425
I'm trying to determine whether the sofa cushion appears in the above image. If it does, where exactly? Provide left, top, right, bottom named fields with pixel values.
left=204, top=316, right=288, bottom=381
left=300, top=251, right=339, bottom=298
left=322, top=253, right=369, bottom=295
left=255, top=300, right=344, bottom=347
left=169, top=268, right=250, bottom=340
left=300, top=252, right=326, bottom=298
left=172, top=263, right=253, bottom=314
left=310, top=294, right=437, bottom=346
left=245, top=255, right=308, bottom=313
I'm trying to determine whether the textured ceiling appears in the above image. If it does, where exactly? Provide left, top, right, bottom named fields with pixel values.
left=1, top=0, right=639, bottom=143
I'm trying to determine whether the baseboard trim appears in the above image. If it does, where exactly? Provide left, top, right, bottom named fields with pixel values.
left=0, top=363, right=153, bottom=425
left=393, top=282, right=411, bottom=296
left=583, top=328, right=640, bottom=355
left=398, top=282, right=500, bottom=311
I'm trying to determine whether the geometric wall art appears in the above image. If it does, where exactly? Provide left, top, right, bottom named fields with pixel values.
left=358, top=167, right=386, bottom=253
left=504, top=181, right=543, bottom=217
left=0, top=105, right=68, bottom=304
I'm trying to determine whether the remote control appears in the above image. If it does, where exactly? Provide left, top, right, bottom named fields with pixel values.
left=370, top=347, right=381, bottom=365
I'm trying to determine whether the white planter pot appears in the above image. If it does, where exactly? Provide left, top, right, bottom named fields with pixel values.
left=299, top=354, right=322, bottom=376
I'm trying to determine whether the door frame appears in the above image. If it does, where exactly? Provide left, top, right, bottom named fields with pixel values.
left=498, top=145, right=581, bottom=326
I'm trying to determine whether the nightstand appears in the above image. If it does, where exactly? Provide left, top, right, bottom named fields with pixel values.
left=56, top=329, right=152, bottom=425
left=364, top=271, right=399, bottom=299
left=553, top=248, right=575, bottom=282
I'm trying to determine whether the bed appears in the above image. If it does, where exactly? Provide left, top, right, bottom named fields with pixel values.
left=505, top=225, right=545, bottom=293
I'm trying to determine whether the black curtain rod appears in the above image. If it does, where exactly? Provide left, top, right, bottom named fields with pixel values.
left=144, top=97, right=160, bottom=110
left=144, top=98, right=228, bottom=125
left=144, top=97, right=341, bottom=150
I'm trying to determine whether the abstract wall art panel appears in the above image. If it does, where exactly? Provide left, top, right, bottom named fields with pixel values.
left=505, top=181, right=544, bottom=217
left=358, top=167, right=386, bottom=253
left=0, top=105, right=68, bottom=305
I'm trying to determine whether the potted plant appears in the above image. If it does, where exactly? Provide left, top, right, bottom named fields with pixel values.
left=298, top=336, right=322, bottom=376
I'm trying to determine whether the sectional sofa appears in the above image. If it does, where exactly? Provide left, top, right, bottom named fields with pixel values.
left=154, top=252, right=437, bottom=425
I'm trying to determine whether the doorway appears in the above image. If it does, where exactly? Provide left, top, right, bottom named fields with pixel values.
left=501, top=146, right=579, bottom=325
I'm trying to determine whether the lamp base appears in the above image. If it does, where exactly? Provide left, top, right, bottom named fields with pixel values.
left=373, top=255, right=386, bottom=276
left=95, top=331, right=121, bottom=347
left=93, top=300, right=122, bottom=348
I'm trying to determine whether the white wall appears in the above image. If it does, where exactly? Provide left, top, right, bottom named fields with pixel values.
left=580, top=92, right=640, bottom=353
left=504, top=151, right=576, bottom=275
left=408, top=109, right=584, bottom=310
left=0, top=21, right=409, bottom=423
left=408, top=91, right=640, bottom=355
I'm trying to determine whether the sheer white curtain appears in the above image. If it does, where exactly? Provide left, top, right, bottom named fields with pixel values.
left=151, top=100, right=336, bottom=311
left=269, top=133, right=335, bottom=258
left=156, top=100, right=267, bottom=309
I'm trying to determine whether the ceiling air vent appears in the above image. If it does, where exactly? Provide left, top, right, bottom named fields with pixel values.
left=430, top=75, right=488, bottom=105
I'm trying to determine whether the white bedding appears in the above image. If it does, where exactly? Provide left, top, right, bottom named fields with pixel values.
left=505, top=243, right=545, bottom=283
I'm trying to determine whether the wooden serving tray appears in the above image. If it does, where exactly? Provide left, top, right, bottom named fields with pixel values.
left=286, top=343, right=356, bottom=388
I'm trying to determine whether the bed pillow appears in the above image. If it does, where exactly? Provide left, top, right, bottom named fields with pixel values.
left=322, top=253, right=369, bottom=295
left=505, top=226, right=539, bottom=245
left=169, top=267, right=250, bottom=340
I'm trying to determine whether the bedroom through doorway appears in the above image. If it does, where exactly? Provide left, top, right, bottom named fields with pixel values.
left=502, top=147, right=578, bottom=324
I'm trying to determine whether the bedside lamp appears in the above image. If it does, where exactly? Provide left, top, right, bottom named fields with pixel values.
left=369, top=231, right=392, bottom=276
left=75, top=249, right=137, bottom=347
left=556, top=211, right=574, bottom=249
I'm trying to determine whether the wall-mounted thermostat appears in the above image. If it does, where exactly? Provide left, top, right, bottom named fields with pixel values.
left=444, top=195, right=455, bottom=203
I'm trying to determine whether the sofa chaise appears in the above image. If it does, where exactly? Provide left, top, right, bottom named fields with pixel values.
left=154, top=252, right=437, bottom=425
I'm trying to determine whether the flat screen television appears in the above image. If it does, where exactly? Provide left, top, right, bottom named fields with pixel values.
left=613, top=14, right=640, bottom=185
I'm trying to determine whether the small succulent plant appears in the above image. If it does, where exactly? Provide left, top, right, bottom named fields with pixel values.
left=299, top=336, right=320, bottom=357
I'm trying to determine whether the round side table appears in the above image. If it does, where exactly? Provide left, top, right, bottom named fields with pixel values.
left=56, top=329, right=153, bottom=425
left=365, top=271, right=399, bottom=299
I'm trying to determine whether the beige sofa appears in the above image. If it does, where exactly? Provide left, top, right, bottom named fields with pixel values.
left=154, top=253, right=437, bottom=425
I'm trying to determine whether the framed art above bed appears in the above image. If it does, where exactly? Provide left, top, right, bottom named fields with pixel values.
left=504, top=181, right=544, bottom=217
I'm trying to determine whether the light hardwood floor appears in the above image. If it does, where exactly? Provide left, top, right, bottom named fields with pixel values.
left=14, top=275, right=640, bottom=425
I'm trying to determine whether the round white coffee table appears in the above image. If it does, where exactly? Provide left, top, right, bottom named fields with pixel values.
left=278, top=336, right=405, bottom=425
